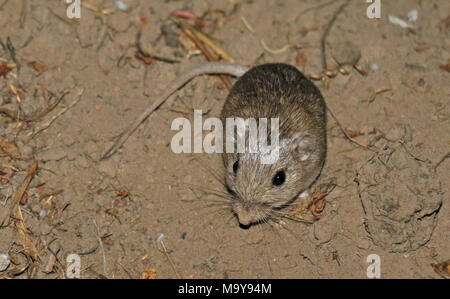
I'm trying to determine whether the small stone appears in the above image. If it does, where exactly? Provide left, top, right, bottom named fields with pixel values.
left=408, top=9, right=418, bottom=22
left=161, top=22, right=180, bottom=48
left=0, top=252, right=10, bottom=272
left=39, top=209, right=48, bottom=219
left=331, top=40, right=361, bottom=66
left=370, top=63, right=380, bottom=72
left=115, top=1, right=129, bottom=11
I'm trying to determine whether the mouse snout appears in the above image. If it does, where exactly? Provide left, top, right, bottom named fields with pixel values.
left=232, top=203, right=266, bottom=226
left=236, top=211, right=252, bottom=226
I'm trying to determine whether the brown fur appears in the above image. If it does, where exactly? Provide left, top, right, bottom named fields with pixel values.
left=220, top=63, right=327, bottom=226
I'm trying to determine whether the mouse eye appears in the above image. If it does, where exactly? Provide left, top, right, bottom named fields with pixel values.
left=272, top=170, right=286, bottom=186
left=233, top=161, right=239, bottom=174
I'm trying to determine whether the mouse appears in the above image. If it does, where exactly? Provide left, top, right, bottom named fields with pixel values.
left=101, top=62, right=326, bottom=227
left=221, top=63, right=327, bottom=227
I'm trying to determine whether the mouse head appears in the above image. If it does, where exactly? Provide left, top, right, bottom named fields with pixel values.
left=223, top=133, right=323, bottom=227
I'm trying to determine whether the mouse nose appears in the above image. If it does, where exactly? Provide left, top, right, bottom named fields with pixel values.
left=233, top=204, right=256, bottom=226
left=237, top=213, right=252, bottom=226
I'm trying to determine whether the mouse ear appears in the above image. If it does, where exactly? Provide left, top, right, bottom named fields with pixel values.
left=290, top=133, right=316, bottom=161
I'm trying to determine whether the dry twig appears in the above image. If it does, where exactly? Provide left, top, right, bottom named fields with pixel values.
left=9, top=161, right=39, bottom=263
left=320, top=0, right=351, bottom=72
left=327, top=106, right=376, bottom=152
left=32, top=88, right=84, bottom=137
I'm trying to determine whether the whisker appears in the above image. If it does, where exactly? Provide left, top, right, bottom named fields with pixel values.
left=143, top=179, right=231, bottom=199
left=191, top=157, right=226, bottom=187
left=224, top=213, right=237, bottom=227
left=170, top=181, right=232, bottom=200
left=260, top=217, right=277, bottom=236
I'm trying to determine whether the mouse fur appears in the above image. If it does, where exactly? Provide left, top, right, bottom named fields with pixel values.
left=220, top=63, right=327, bottom=226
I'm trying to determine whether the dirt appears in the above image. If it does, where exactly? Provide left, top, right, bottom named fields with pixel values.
left=0, top=0, right=449, bottom=279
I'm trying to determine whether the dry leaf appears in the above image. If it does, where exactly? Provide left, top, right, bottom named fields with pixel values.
left=0, top=62, right=13, bottom=78
left=134, top=52, right=154, bottom=65
left=1, top=139, right=21, bottom=159
left=345, top=129, right=362, bottom=138
left=439, top=64, right=450, bottom=73
left=433, top=260, right=450, bottom=279
left=295, top=52, right=307, bottom=68
left=140, top=268, right=159, bottom=279
left=20, top=192, right=28, bottom=205
left=27, top=61, right=49, bottom=75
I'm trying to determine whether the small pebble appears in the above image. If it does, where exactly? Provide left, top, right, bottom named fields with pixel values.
left=115, top=1, right=128, bottom=11
left=408, top=9, right=418, bottom=22
left=388, top=15, right=410, bottom=28
left=370, top=63, right=380, bottom=72
left=156, top=233, right=165, bottom=244
left=0, top=252, right=10, bottom=272
left=331, top=40, right=361, bottom=66
left=39, top=209, right=48, bottom=219
left=161, top=22, right=180, bottom=48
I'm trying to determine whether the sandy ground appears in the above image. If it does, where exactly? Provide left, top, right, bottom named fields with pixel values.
left=0, top=0, right=449, bottom=279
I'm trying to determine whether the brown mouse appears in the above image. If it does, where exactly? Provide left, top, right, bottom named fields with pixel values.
left=220, top=63, right=327, bottom=227
left=102, top=62, right=326, bottom=227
